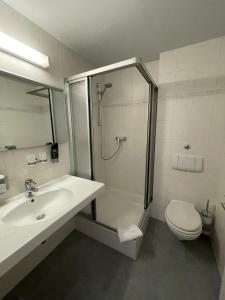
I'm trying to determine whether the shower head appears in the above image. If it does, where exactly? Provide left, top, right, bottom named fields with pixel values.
left=104, top=83, right=112, bottom=89
left=101, top=83, right=112, bottom=96
left=97, top=82, right=112, bottom=98
left=97, top=82, right=112, bottom=126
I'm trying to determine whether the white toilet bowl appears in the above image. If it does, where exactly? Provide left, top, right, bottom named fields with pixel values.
left=165, top=200, right=202, bottom=240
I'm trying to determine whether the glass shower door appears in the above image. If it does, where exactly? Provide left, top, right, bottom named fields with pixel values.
left=91, top=67, right=150, bottom=229
left=65, top=60, right=158, bottom=227
left=67, top=78, right=95, bottom=217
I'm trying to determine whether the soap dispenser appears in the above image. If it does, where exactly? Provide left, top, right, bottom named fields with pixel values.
left=51, top=143, right=59, bottom=163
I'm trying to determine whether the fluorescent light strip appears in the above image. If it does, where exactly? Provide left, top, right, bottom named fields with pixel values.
left=0, top=32, right=49, bottom=69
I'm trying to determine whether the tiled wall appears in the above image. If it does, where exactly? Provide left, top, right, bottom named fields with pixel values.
left=92, top=67, right=149, bottom=201
left=0, top=3, right=92, bottom=201
left=0, top=2, right=92, bottom=89
left=0, top=3, right=92, bottom=295
left=151, top=36, right=225, bottom=276
left=0, top=143, right=70, bottom=202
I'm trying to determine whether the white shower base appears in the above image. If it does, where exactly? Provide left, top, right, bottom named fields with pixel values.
left=74, top=188, right=149, bottom=259
left=96, top=188, right=145, bottom=229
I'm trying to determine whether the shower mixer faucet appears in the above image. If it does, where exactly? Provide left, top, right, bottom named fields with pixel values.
left=115, top=136, right=127, bottom=143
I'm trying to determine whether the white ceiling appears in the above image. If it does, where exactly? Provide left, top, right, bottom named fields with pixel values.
left=3, top=0, right=225, bottom=66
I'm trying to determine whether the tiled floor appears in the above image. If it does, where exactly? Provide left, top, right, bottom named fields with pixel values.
left=5, top=218, right=221, bottom=300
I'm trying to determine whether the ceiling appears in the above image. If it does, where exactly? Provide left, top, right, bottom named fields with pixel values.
left=3, top=0, right=225, bottom=66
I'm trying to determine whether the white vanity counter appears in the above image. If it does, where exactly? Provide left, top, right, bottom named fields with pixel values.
left=0, top=175, right=104, bottom=277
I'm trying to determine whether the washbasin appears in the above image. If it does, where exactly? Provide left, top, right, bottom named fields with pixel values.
left=1, top=188, right=75, bottom=226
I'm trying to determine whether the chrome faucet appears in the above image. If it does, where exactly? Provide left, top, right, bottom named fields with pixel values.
left=25, top=178, right=38, bottom=198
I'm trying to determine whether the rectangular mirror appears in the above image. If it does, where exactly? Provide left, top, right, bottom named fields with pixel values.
left=0, top=74, right=54, bottom=150
left=51, top=90, right=67, bottom=144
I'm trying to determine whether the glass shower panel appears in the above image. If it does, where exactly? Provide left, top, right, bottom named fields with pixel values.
left=69, top=78, right=93, bottom=216
left=145, top=84, right=157, bottom=208
left=70, top=79, right=91, bottom=178
left=92, top=67, right=149, bottom=229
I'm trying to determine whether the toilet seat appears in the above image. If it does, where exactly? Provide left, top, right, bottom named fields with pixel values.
left=165, top=215, right=202, bottom=235
left=165, top=200, right=202, bottom=233
left=165, top=200, right=202, bottom=240
left=166, top=218, right=202, bottom=240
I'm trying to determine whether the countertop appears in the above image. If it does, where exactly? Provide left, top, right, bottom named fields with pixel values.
left=0, top=175, right=104, bottom=277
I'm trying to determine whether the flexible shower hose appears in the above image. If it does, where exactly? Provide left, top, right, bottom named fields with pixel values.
left=100, top=125, right=121, bottom=160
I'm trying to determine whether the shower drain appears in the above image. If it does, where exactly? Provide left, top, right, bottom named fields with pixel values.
left=36, top=213, right=46, bottom=220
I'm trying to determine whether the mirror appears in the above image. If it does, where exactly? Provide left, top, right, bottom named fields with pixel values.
left=0, top=74, right=54, bottom=150
left=51, top=90, right=67, bottom=144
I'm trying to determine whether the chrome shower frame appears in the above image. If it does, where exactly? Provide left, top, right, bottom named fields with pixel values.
left=65, top=57, right=158, bottom=223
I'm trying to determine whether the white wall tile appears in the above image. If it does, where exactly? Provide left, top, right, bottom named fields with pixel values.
left=159, top=50, right=178, bottom=74
left=0, top=2, right=92, bottom=89
left=209, top=93, right=225, bottom=140
left=154, top=35, right=225, bottom=276
left=104, top=68, right=132, bottom=105
left=0, top=3, right=92, bottom=202
left=175, top=38, right=221, bottom=71
left=145, top=60, right=159, bottom=84
left=132, top=68, right=147, bottom=102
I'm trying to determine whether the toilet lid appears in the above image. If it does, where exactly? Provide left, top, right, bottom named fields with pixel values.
left=166, top=200, right=202, bottom=232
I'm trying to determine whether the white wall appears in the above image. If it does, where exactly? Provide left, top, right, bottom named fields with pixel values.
left=150, top=36, right=225, bottom=276
left=0, top=3, right=92, bottom=297
left=0, top=1, right=92, bottom=89
left=0, top=2, right=92, bottom=203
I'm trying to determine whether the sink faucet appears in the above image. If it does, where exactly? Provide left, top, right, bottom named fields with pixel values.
left=25, top=178, right=38, bottom=198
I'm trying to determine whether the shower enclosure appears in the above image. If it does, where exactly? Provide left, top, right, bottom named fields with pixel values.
left=65, top=58, right=157, bottom=258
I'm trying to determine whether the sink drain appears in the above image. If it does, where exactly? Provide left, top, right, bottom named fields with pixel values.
left=36, top=213, right=46, bottom=220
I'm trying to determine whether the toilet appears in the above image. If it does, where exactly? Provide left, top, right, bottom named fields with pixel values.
left=165, top=200, right=202, bottom=240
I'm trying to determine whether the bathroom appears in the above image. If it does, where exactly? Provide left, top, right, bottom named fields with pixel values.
left=0, top=0, right=225, bottom=299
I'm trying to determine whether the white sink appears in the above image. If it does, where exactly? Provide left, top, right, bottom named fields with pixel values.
left=1, top=188, right=75, bottom=226
left=0, top=175, right=104, bottom=278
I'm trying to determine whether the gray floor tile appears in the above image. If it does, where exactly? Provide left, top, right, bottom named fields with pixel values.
left=4, top=218, right=221, bottom=300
